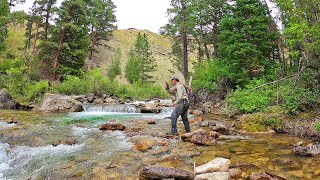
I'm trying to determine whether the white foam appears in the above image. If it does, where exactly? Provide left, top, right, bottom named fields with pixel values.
left=72, top=126, right=99, bottom=136
left=0, top=143, right=84, bottom=179
left=0, top=122, right=16, bottom=128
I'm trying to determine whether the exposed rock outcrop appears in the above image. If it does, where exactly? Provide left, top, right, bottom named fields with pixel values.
left=0, top=88, right=15, bottom=109
left=37, top=93, right=83, bottom=113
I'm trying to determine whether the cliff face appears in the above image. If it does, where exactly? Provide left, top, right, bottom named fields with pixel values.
left=86, top=29, right=188, bottom=85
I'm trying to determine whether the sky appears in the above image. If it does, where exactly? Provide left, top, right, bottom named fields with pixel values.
left=14, top=0, right=282, bottom=33
left=14, top=0, right=171, bottom=34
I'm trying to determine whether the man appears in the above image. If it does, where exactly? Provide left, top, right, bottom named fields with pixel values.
left=165, top=76, right=190, bottom=135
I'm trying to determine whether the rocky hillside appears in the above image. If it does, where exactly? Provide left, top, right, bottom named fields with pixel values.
left=87, top=29, right=196, bottom=85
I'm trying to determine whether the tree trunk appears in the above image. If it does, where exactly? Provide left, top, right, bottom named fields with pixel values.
left=53, top=27, right=66, bottom=81
left=88, top=29, right=97, bottom=70
left=44, top=1, right=53, bottom=42
left=181, top=0, right=188, bottom=79
left=31, top=21, right=39, bottom=54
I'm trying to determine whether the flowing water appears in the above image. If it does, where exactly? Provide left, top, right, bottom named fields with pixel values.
left=0, top=105, right=320, bottom=179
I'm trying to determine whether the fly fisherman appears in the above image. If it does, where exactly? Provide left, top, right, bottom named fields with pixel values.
left=165, top=76, right=190, bottom=135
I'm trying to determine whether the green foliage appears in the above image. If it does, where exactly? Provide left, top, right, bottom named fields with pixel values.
left=242, top=106, right=284, bottom=132
left=219, top=0, right=279, bottom=87
left=226, top=79, right=275, bottom=114
left=125, top=33, right=157, bottom=84
left=0, top=0, right=9, bottom=52
left=193, top=59, right=229, bottom=91
left=108, top=48, right=122, bottom=81
left=58, top=68, right=167, bottom=100
left=314, top=123, right=320, bottom=132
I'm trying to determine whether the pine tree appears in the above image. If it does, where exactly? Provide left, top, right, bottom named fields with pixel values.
left=50, top=0, right=90, bottom=80
left=108, top=48, right=122, bottom=81
left=218, top=0, right=279, bottom=87
left=125, top=32, right=157, bottom=84
left=87, top=0, right=117, bottom=69
left=0, top=0, right=9, bottom=52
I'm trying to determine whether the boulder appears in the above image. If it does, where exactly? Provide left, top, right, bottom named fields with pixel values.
left=70, top=104, right=84, bottom=112
left=140, top=106, right=161, bottom=113
left=194, top=172, right=230, bottom=180
left=0, top=88, right=15, bottom=109
left=208, top=131, right=221, bottom=139
left=212, top=123, right=230, bottom=135
left=250, top=172, right=286, bottom=180
left=86, top=93, right=95, bottom=103
left=5, top=117, right=18, bottom=124
left=52, top=139, right=76, bottom=146
left=181, top=129, right=207, bottom=141
left=190, top=134, right=217, bottom=146
left=138, top=166, right=194, bottom=180
left=93, top=98, right=104, bottom=104
left=105, top=97, right=118, bottom=104
left=133, top=140, right=155, bottom=152
left=147, top=119, right=156, bottom=124
left=229, top=168, right=243, bottom=179
left=37, top=93, right=83, bottom=113
left=195, top=157, right=231, bottom=174
left=99, top=122, right=126, bottom=131
left=293, top=141, right=320, bottom=156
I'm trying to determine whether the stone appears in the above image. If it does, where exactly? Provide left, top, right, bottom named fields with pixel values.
left=52, top=139, right=76, bottom=146
left=212, top=123, right=230, bottom=135
left=138, top=166, right=194, bottom=180
left=86, top=93, right=95, bottom=103
left=293, top=141, right=320, bottom=156
left=140, top=106, right=161, bottom=113
left=5, top=117, right=18, bottom=124
left=37, top=93, right=82, bottom=113
left=93, top=98, right=104, bottom=104
left=208, top=131, right=221, bottom=138
left=99, top=122, right=126, bottom=131
left=147, top=119, right=156, bottom=124
left=0, top=88, right=15, bottom=109
left=229, top=168, right=243, bottom=179
left=191, top=109, right=204, bottom=116
left=105, top=97, right=117, bottom=104
left=194, top=172, right=230, bottom=180
left=181, top=129, right=207, bottom=141
left=250, top=172, right=286, bottom=180
left=133, top=140, right=155, bottom=152
left=70, top=104, right=84, bottom=112
left=195, top=157, right=231, bottom=174
left=190, top=134, right=217, bottom=146
left=198, top=121, right=210, bottom=127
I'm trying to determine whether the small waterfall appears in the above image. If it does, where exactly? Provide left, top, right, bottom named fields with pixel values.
left=84, top=104, right=140, bottom=113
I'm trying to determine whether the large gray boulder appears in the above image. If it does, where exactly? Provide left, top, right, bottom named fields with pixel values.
left=37, top=93, right=83, bottom=113
left=138, top=166, right=194, bottom=180
left=0, top=88, right=15, bottom=109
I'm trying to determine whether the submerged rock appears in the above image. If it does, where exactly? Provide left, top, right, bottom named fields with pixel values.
left=195, top=157, right=231, bottom=174
left=229, top=168, right=244, bottom=179
left=194, top=172, right=230, bottom=180
left=212, top=123, right=230, bottom=135
left=249, top=171, right=286, bottom=180
left=52, top=139, right=77, bottom=146
left=5, top=117, right=18, bottom=124
left=138, top=166, right=194, bottom=180
left=0, top=88, right=15, bottom=109
left=293, top=141, right=320, bottom=156
left=99, top=122, right=126, bottom=131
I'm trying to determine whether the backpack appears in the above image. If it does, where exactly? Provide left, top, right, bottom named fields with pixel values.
left=184, top=85, right=196, bottom=105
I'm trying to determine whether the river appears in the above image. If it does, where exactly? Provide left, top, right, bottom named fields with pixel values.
left=0, top=105, right=319, bottom=179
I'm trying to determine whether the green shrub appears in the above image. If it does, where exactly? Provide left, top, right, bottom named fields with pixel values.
left=58, top=75, right=91, bottom=95
left=193, top=60, right=229, bottom=92
left=24, top=80, right=49, bottom=103
left=314, top=123, right=320, bottom=132
left=226, top=79, right=275, bottom=115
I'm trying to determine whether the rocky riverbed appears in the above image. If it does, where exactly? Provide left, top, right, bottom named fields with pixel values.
left=1, top=108, right=320, bottom=179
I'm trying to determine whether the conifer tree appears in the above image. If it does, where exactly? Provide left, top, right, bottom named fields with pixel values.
left=219, top=0, right=279, bottom=87
left=126, top=32, right=157, bottom=84
left=108, top=48, right=122, bottom=81
left=0, top=0, right=9, bottom=52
